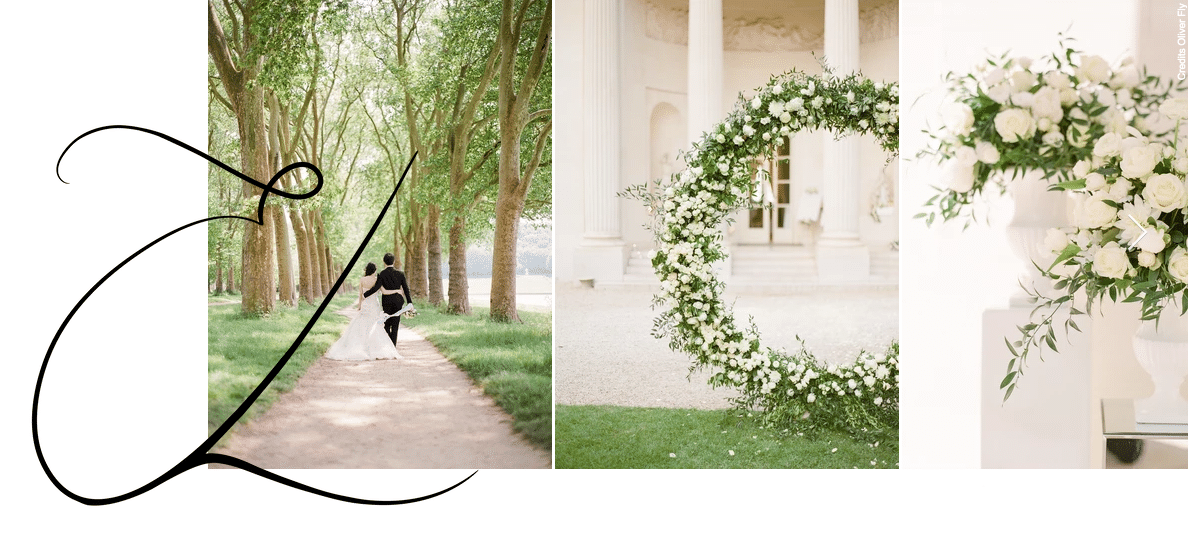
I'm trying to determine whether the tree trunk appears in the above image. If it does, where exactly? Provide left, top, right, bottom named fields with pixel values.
left=306, top=208, right=325, bottom=298
left=227, top=267, right=236, bottom=294
left=426, top=203, right=444, bottom=306
left=236, top=85, right=276, bottom=315
left=271, top=204, right=296, bottom=306
left=315, top=210, right=336, bottom=294
left=446, top=214, right=470, bottom=314
left=289, top=203, right=314, bottom=304
left=407, top=204, right=428, bottom=301
left=392, top=207, right=404, bottom=271
left=214, top=260, right=223, bottom=294
left=489, top=180, right=523, bottom=322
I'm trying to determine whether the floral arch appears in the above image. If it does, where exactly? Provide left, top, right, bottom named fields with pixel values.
left=628, top=68, right=900, bottom=428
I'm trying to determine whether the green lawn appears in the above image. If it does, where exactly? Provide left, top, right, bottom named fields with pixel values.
left=207, top=296, right=354, bottom=442
left=555, top=405, right=898, bottom=469
left=402, top=306, right=552, bottom=450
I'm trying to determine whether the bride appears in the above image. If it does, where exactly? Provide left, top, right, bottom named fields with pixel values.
left=325, top=262, right=401, bottom=361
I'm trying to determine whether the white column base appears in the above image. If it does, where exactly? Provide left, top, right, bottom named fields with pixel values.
left=815, top=239, right=870, bottom=282
left=574, top=239, right=626, bottom=285
left=981, top=308, right=1092, bottom=468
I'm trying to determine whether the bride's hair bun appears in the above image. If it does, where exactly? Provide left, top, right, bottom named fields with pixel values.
left=364, top=262, right=377, bottom=276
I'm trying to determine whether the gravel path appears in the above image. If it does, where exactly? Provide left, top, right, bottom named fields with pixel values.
left=215, top=309, right=549, bottom=469
left=554, top=284, right=897, bottom=409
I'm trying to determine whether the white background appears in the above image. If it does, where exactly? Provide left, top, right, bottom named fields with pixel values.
left=1, top=0, right=1189, bottom=537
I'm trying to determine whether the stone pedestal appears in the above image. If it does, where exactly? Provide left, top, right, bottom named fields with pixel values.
left=574, top=240, right=627, bottom=285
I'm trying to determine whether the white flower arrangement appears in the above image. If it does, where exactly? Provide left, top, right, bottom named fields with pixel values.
left=1003, top=104, right=1188, bottom=399
left=624, top=66, right=898, bottom=429
left=917, top=38, right=1182, bottom=225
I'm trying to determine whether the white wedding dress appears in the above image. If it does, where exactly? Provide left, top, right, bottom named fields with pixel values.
left=325, top=275, right=402, bottom=361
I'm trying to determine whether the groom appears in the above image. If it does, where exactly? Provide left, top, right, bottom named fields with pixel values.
left=363, top=253, right=412, bottom=346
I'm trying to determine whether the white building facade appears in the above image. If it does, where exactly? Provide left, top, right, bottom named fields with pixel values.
left=555, top=0, right=899, bottom=285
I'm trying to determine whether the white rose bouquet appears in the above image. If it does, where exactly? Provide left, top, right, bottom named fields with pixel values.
left=1002, top=103, right=1188, bottom=399
left=917, top=38, right=1181, bottom=225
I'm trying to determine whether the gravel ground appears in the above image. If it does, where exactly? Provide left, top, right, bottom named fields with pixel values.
left=554, top=284, right=897, bottom=409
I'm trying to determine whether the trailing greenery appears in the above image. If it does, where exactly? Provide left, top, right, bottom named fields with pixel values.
left=401, top=304, right=552, bottom=450
left=207, top=296, right=354, bottom=442
left=555, top=405, right=897, bottom=469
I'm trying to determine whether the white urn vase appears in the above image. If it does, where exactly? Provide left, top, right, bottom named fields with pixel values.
left=1133, top=303, right=1188, bottom=424
left=1004, top=169, right=1069, bottom=308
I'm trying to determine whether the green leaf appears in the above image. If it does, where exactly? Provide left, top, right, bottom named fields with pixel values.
left=1000, top=371, right=1017, bottom=389
left=1047, top=244, right=1081, bottom=272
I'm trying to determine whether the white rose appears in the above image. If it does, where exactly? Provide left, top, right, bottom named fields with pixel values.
left=1043, top=130, right=1064, bottom=147
left=1142, top=173, right=1187, bottom=211
left=1011, top=91, right=1035, bottom=108
left=940, top=101, right=974, bottom=135
left=1073, top=160, right=1092, bottom=177
left=1058, top=88, right=1079, bottom=106
left=975, top=140, right=1000, bottom=164
left=1135, top=227, right=1167, bottom=254
left=1169, top=248, right=1189, bottom=283
left=751, top=96, right=762, bottom=109
left=1095, top=86, right=1115, bottom=107
left=1044, top=70, right=1069, bottom=89
left=983, top=67, right=1006, bottom=88
left=1078, top=55, right=1111, bottom=84
left=1043, top=228, right=1070, bottom=254
left=994, top=108, right=1035, bottom=142
left=1031, top=87, right=1063, bottom=123
left=1120, top=146, right=1160, bottom=178
left=1108, top=179, right=1132, bottom=201
left=1093, top=132, right=1123, bottom=158
left=1160, top=97, right=1188, bottom=120
left=1116, top=88, right=1135, bottom=109
left=1111, top=66, right=1140, bottom=89
left=1010, top=70, right=1036, bottom=92
left=1079, top=194, right=1119, bottom=229
left=1137, top=251, right=1158, bottom=268
left=987, top=82, right=1012, bottom=104
left=1084, top=172, right=1107, bottom=191
left=1092, top=243, right=1130, bottom=279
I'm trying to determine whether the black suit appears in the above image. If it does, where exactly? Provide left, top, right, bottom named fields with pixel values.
left=363, top=266, right=412, bottom=345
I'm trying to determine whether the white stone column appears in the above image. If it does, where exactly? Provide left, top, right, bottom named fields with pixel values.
left=687, top=0, right=722, bottom=143
left=576, top=0, right=625, bottom=284
left=816, top=0, right=869, bottom=282
left=687, top=0, right=729, bottom=278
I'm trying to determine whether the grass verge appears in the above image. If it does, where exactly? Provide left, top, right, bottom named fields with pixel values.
left=402, top=304, right=552, bottom=450
left=555, top=404, right=897, bottom=469
left=207, top=296, right=353, bottom=443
